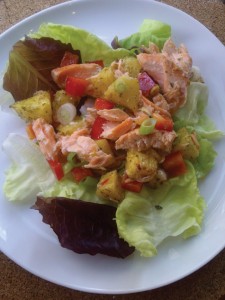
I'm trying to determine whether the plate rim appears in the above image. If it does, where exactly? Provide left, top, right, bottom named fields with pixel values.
left=0, top=0, right=225, bottom=294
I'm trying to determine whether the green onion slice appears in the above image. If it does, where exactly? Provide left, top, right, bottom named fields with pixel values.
left=63, top=161, right=76, bottom=174
left=57, top=103, right=77, bottom=125
left=139, top=118, right=156, bottom=135
left=67, top=152, right=76, bottom=162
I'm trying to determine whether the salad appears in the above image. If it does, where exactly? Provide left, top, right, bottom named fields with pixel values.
left=1, top=20, right=223, bottom=258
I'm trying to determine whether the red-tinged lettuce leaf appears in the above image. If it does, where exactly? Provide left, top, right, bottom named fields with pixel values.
left=33, top=196, right=134, bottom=258
left=3, top=36, right=81, bottom=101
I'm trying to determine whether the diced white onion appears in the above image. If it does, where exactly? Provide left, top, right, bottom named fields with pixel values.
left=57, top=103, right=77, bottom=125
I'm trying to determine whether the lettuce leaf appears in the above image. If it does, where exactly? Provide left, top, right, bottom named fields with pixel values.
left=32, top=23, right=131, bottom=66
left=33, top=196, right=134, bottom=258
left=3, top=134, right=56, bottom=203
left=112, top=19, right=171, bottom=50
left=116, top=162, right=205, bottom=257
left=42, top=176, right=114, bottom=206
left=3, top=36, right=81, bottom=101
left=174, top=82, right=224, bottom=140
left=174, top=82, right=223, bottom=178
left=191, top=138, right=217, bottom=179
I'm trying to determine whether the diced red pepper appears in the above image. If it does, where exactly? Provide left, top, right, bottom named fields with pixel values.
left=90, top=116, right=107, bottom=140
left=86, top=60, right=104, bottom=68
left=60, top=51, right=80, bottom=67
left=121, top=176, right=143, bottom=193
left=48, top=160, right=64, bottom=180
left=71, top=167, right=93, bottom=182
left=138, top=72, right=156, bottom=97
left=162, top=151, right=187, bottom=178
left=153, top=113, right=174, bottom=131
left=94, top=98, right=115, bottom=110
left=65, top=76, right=88, bottom=97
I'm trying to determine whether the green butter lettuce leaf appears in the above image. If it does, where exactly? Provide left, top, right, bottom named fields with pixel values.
left=175, top=82, right=208, bottom=124
left=174, top=82, right=223, bottom=178
left=194, top=115, right=224, bottom=140
left=174, top=82, right=224, bottom=140
left=32, top=23, right=131, bottom=66
left=42, top=176, right=114, bottom=206
left=116, top=162, right=205, bottom=257
left=3, top=134, right=56, bottom=203
left=112, top=19, right=171, bottom=50
left=191, top=138, right=217, bottom=179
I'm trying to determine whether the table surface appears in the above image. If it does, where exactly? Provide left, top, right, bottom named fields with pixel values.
left=0, top=0, right=225, bottom=299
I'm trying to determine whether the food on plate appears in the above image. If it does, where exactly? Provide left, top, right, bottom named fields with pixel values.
left=33, top=196, right=134, bottom=258
left=1, top=20, right=223, bottom=258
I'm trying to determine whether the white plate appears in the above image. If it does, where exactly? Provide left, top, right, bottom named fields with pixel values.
left=0, top=0, right=225, bottom=294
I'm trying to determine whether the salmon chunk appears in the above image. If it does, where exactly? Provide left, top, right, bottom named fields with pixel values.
left=59, top=129, right=112, bottom=169
left=137, top=40, right=191, bottom=113
left=51, top=63, right=102, bottom=88
left=162, top=38, right=192, bottom=78
left=97, top=108, right=129, bottom=122
left=32, top=118, right=59, bottom=161
left=59, top=128, right=90, bottom=154
left=115, top=128, right=176, bottom=153
left=101, top=118, right=135, bottom=140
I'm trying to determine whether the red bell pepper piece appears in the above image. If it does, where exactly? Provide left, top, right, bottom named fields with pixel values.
left=121, top=175, right=143, bottom=193
left=153, top=113, right=174, bottom=131
left=72, top=167, right=93, bottom=182
left=65, top=76, right=88, bottom=97
left=138, top=72, right=156, bottom=97
left=162, top=151, right=187, bottom=178
left=60, top=51, right=80, bottom=67
left=86, top=60, right=104, bottom=68
left=48, top=160, right=64, bottom=180
left=94, top=98, right=115, bottom=110
left=90, top=116, right=107, bottom=140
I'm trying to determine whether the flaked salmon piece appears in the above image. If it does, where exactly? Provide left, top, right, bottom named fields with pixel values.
left=51, top=63, right=102, bottom=88
left=101, top=118, right=135, bottom=140
left=59, top=132, right=112, bottom=169
left=133, top=110, right=149, bottom=126
left=137, top=52, right=189, bottom=112
left=85, top=108, right=97, bottom=127
left=152, top=94, right=170, bottom=111
left=84, top=152, right=113, bottom=169
left=141, top=95, right=171, bottom=117
left=163, top=83, right=185, bottom=113
left=140, top=42, right=160, bottom=54
left=137, top=53, right=188, bottom=94
left=58, top=128, right=90, bottom=155
left=32, top=118, right=59, bottom=161
left=115, top=128, right=176, bottom=153
left=162, top=38, right=192, bottom=78
left=97, top=108, right=129, bottom=122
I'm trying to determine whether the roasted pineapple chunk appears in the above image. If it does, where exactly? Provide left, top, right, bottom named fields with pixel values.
left=96, top=139, right=115, bottom=166
left=173, top=128, right=200, bottom=160
left=125, top=149, right=158, bottom=182
left=95, top=139, right=114, bottom=155
left=104, top=74, right=140, bottom=112
left=57, top=116, right=85, bottom=135
left=11, top=91, right=52, bottom=123
left=96, top=170, right=125, bottom=202
left=87, top=67, right=116, bottom=98
left=119, top=57, right=141, bottom=78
